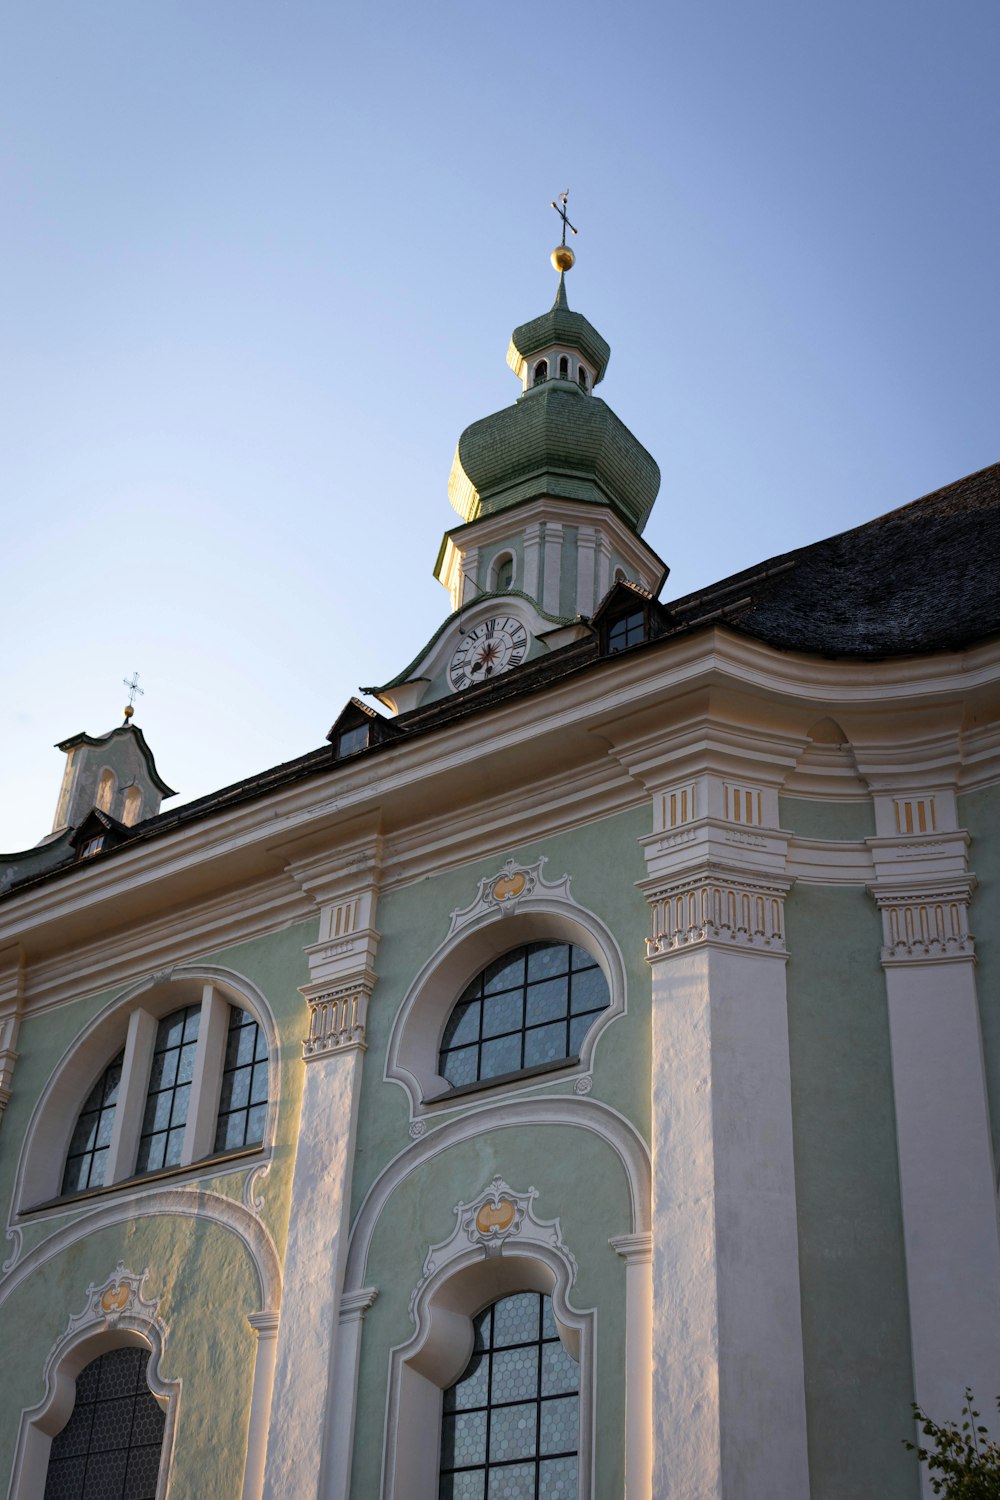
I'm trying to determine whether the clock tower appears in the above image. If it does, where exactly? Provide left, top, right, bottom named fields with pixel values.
left=370, top=232, right=666, bottom=715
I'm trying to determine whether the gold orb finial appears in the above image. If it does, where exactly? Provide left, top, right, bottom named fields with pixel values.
left=123, top=703, right=134, bottom=721
left=551, top=244, right=575, bottom=273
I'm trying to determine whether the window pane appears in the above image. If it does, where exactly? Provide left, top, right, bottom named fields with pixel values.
left=480, top=1033, right=521, bottom=1079
left=62, top=1054, right=123, bottom=1198
left=441, top=1045, right=478, bottom=1089
left=523, top=1022, right=567, bottom=1070
left=526, top=944, right=569, bottom=982
left=481, top=991, right=522, bottom=1039
left=439, top=1293, right=578, bottom=1499
left=569, top=965, right=609, bottom=1015
left=137, top=1005, right=200, bottom=1176
left=525, top=978, right=568, bottom=1027
left=442, top=1001, right=480, bottom=1050
left=213, top=1007, right=270, bottom=1156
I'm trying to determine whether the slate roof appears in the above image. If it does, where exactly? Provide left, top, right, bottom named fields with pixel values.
left=670, top=461, right=1000, bottom=657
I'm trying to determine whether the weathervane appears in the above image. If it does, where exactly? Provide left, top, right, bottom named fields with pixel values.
left=122, top=671, right=144, bottom=723
left=550, top=191, right=578, bottom=273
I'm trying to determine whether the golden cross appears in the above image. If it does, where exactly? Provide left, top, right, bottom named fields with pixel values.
left=550, top=191, right=578, bottom=247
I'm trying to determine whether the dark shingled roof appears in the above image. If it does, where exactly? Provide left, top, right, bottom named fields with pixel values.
left=670, top=461, right=1000, bottom=657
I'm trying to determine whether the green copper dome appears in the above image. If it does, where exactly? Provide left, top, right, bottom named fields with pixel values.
left=506, top=274, right=611, bottom=385
left=449, top=277, right=660, bottom=533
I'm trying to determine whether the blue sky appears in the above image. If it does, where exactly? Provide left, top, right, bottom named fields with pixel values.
left=3, top=0, right=998, bottom=851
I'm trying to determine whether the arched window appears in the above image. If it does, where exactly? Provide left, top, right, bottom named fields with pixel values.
left=95, top=769, right=116, bottom=814
left=61, top=1052, right=123, bottom=1195
left=440, top=1290, right=579, bottom=1497
left=52, top=995, right=271, bottom=1202
left=122, top=786, right=143, bottom=826
left=558, top=355, right=569, bottom=379
left=533, top=360, right=548, bottom=385
left=578, top=366, right=588, bottom=391
left=43, top=1345, right=166, bottom=1499
left=492, top=553, right=515, bottom=592
left=438, top=941, right=610, bottom=1091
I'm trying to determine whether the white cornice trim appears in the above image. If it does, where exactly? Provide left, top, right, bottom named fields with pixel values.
left=4, top=628, right=1000, bottom=963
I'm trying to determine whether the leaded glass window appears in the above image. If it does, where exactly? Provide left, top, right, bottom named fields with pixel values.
left=439, top=1291, right=579, bottom=1499
left=61, top=1053, right=124, bottom=1195
left=44, top=1345, right=165, bottom=1500
left=214, top=1006, right=269, bottom=1152
left=135, top=1005, right=200, bottom=1174
left=438, top=942, right=610, bottom=1091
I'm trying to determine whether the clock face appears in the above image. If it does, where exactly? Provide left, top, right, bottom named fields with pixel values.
left=449, top=616, right=529, bottom=691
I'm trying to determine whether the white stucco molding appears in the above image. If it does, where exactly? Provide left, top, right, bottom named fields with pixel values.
left=8, top=1261, right=180, bottom=1500
left=639, top=866, right=791, bottom=960
left=286, top=820, right=383, bottom=1060
left=301, top=975, right=374, bottom=1057
left=380, top=1176, right=595, bottom=1500
left=384, top=857, right=628, bottom=1114
left=8, top=961, right=282, bottom=1223
left=0, top=1186, right=282, bottom=1315
left=870, top=877, right=977, bottom=964
left=344, top=1095, right=650, bottom=1294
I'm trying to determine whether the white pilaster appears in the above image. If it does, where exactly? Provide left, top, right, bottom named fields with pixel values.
left=261, top=821, right=382, bottom=1499
left=461, top=545, right=480, bottom=607
left=576, top=525, right=597, bottom=616
left=610, top=1233, right=653, bottom=1500
left=323, top=1287, right=378, bottom=1500
left=542, top=521, right=563, bottom=615
left=242, top=1311, right=280, bottom=1500
left=622, top=721, right=809, bottom=1499
left=522, top=521, right=542, bottom=604
left=869, top=858, right=1000, bottom=1455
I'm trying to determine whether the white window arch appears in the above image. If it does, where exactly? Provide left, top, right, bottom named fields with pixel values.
left=12, top=966, right=279, bottom=1214
left=9, top=1265, right=179, bottom=1500
left=382, top=1178, right=594, bottom=1500
left=489, top=550, right=516, bottom=593
left=384, top=858, right=627, bottom=1116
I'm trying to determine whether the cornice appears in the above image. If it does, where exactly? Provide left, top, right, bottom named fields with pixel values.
left=3, top=627, right=1000, bottom=971
left=15, top=873, right=313, bottom=1016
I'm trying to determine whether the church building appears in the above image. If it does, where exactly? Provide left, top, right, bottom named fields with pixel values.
left=1, top=231, right=999, bottom=1500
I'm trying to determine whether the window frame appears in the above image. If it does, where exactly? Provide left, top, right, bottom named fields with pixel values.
left=12, top=966, right=278, bottom=1217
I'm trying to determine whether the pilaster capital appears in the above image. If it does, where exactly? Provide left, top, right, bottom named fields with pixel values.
left=247, top=1309, right=280, bottom=1339
left=301, top=977, right=374, bottom=1059
left=868, top=876, right=977, bottom=965
left=610, top=1232, right=652, bottom=1266
left=339, top=1286, right=378, bottom=1324
left=640, top=865, right=791, bottom=961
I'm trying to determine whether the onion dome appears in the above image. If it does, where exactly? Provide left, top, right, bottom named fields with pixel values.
left=448, top=277, right=660, bottom=533
left=506, top=274, right=611, bottom=386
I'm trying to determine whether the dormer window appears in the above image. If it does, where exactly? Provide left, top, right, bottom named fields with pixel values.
left=79, top=835, right=105, bottom=859
left=559, top=355, right=569, bottom=379
left=533, top=360, right=548, bottom=385
left=338, top=725, right=369, bottom=757
left=607, top=610, right=647, bottom=652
